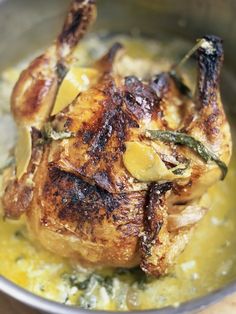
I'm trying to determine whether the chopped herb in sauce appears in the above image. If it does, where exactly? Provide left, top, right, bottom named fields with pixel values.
left=115, top=267, right=148, bottom=289
left=62, top=273, right=114, bottom=295
left=79, top=294, right=97, bottom=309
left=14, top=229, right=27, bottom=240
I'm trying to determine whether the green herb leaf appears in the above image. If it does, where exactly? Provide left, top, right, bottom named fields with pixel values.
left=79, top=294, right=97, bottom=309
left=37, top=123, right=75, bottom=146
left=146, top=130, right=227, bottom=180
left=43, top=123, right=75, bottom=141
left=115, top=267, right=148, bottom=290
left=171, top=160, right=190, bottom=175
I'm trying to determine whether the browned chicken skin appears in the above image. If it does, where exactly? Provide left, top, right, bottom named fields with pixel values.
left=2, top=0, right=232, bottom=275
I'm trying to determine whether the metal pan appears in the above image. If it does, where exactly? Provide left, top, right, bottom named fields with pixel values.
left=0, top=0, right=236, bottom=313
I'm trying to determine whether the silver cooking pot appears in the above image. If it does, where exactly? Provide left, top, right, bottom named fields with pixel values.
left=0, top=0, right=236, bottom=313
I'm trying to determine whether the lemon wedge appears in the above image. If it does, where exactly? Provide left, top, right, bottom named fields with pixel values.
left=51, top=67, right=98, bottom=116
left=15, top=127, right=32, bottom=179
left=123, top=142, right=190, bottom=182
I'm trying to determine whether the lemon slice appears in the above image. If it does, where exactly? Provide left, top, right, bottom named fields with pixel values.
left=51, top=67, right=98, bottom=116
left=15, top=127, right=32, bottom=179
left=123, top=142, right=190, bottom=182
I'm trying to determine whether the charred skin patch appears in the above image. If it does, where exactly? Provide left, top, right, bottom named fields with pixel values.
left=89, top=105, right=139, bottom=158
left=140, top=182, right=172, bottom=275
left=58, top=0, right=96, bottom=49
left=204, top=108, right=222, bottom=138
left=197, top=35, right=223, bottom=107
left=66, top=75, right=139, bottom=191
left=123, top=76, right=161, bottom=120
left=41, top=166, right=145, bottom=232
left=141, top=182, right=173, bottom=250
left=76, top=79, right=126, bottom=154
left=150, top=73, right=172, bottom=125
left=44, top=167, right=118, bottom=223
left=89, top=107, right=118, bottom=157
left=197, top=35, right=225, bottom=142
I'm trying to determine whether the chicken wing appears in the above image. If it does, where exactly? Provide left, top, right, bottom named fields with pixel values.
left=3, top=0, right=96, bottom=218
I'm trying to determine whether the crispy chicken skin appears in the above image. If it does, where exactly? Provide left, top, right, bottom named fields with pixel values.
left=12, top=0, right=96, bottom=129
left=2, top=0, right=232, bottom=275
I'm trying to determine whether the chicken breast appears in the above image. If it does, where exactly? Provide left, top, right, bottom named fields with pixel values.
left=2, top=0, right=232, bottom=275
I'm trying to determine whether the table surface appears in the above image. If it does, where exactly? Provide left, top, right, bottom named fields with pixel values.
left=1, top=291, right=236, bottom=314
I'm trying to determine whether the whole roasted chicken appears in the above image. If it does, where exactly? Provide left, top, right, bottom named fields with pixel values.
left=2, top=0, right=232, bottom=276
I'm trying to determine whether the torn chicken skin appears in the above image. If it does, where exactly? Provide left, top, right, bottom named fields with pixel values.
left=2, top=0, right=232, bottom=276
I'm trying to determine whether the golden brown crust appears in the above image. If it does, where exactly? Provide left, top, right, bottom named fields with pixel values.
left=27, top=149, right=145, bottom=267
left=3, top=17, right=232, bottom=278
left=11, top=0, right=97, bottom=128
left=49, top=72, right=167, bottom=193
left=11, top=52, right=58, bottom=127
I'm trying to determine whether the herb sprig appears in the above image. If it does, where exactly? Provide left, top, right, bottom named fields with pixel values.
left=146, top=130, right=227, bottom=180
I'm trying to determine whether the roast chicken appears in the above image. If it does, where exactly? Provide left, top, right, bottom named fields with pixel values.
left=2, top=0, right=232, bottom=276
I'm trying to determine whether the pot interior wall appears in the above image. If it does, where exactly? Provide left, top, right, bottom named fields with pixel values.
left=1, top=0, right=236, bottom=113
left=0, top=0, right=236, bottom=312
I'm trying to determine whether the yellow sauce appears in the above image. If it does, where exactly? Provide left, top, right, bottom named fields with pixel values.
left=0, top=34, right=236, bottom=311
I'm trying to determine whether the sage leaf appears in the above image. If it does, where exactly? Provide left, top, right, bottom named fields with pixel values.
left=37, top=123, right=75, bottom=145
left=146, top=130, right=227, bottom=180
